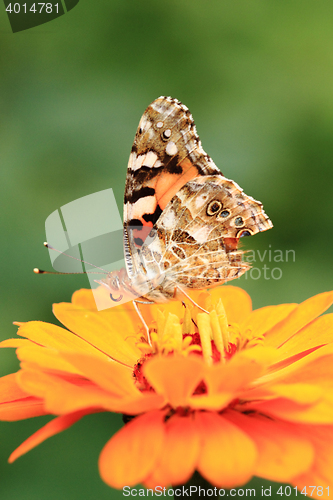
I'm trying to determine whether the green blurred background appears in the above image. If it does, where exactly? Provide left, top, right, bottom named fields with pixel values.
left=1, top=0, right=333, bottom=498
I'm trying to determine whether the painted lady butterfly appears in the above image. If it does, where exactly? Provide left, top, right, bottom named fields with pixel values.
left=99, top=96, right=273, bottom=304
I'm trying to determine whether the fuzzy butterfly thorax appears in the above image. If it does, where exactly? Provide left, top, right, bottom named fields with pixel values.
left=100, top=96, right=273, bottom=304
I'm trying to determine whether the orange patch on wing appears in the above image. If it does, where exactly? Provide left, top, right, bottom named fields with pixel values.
left=155, top=158, right=200, bottom=210
left=224, top=237, right=239, bottom=252
left=132, top=225, right=153, bottom=246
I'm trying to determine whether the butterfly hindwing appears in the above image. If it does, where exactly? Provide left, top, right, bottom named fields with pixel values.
left=172, top=176, right=272, bottom=240
left=136, top=175, right=272, bottom=300
left=145, top=175, right=272, bottom=260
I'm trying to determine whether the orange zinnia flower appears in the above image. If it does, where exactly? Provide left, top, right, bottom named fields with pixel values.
left=1, top=286, right=333, bottom=496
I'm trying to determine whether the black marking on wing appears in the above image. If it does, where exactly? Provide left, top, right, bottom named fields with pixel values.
left=128, top=219, right=143, bottom=228
left=124, top=168, right=162, bottom=205
left=143, top=205, right=163, bottom=225
left=131, top=166, right=164, bottom=182
left=160, top=154, right=183, bottom=175
left=125, top=186, right=155, bottom=204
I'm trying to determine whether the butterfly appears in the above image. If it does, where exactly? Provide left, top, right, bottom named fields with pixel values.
left=99, top=96, right=273, bottom=305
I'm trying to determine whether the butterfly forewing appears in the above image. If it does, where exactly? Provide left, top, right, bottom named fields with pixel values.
left=123, top=96, right=222, bottom=280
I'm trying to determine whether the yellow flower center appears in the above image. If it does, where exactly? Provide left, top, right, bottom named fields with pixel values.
left=134, top=292, right=263, bottom=368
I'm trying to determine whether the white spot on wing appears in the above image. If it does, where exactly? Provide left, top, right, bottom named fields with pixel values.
left=129, top=151, right=163, bottom=172
left=143, top=151, right=158, bottom=168
left=126, top=196, right=156, bottom=220
left=131, top=154, right=146, bottom=172
left=127, top=152, right=136, bottom=171
left=165, top=141, right=178, bottom=156
left=153, top=159, right=163, bottom=168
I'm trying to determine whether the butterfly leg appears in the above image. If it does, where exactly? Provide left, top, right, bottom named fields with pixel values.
left=174, top=286, right=209, bottom=314
left=132, top=301, right=152, bottom=346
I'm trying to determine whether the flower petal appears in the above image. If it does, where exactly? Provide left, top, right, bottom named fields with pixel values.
left=188, top=350, right=273, bottom=411
left=0, top=373, right=47, bottom=421
left=246, top=346, right=333, bottom=422
left=144, top=413, right=200, bottom=487
left=17, top=370, right=110, bottom=412
left=277, top=314, right=333, bottom=361
left=225, top=411, right=314, bottom=482
left=16, top=345, right=83, bottom=374
left=115, top=392, right=166, bottom=415
left=293, top=425, right=333, bottom=499
left=0, top=373, right=29, bottom=402
left=99, top=410, right=166, bottom=488
left=60, top=354, right=166, bottom=413
left=248, top=396, right=333, bottom=424
left=255, top=344, right=333, bottom=388
left=278, top=350, right=333, bottom=390
left=143, top=356, right=205, bottom=407
left=17, top=369, right=164, bottom=416
left=209, top=286, right=252, bottom=324
left=206, top=348, right=277, bottom=394
left=195, top=411, right=257, bottom=488
left=0, top=339, right=33, bottom=348
left=241, top=304, right=297, bottom=338
left=266, top=383, right=324, bottom=404
left=61, top=352, right=138, bottom=397
left=189, top=393, right=234, bottom=411
left=53, top=303, right=141, bottom=366
left=9, top=409, right=94, bottom=463
left=0, top=397, right=48, bottom=421
left=16, top=321, right=109, bottom=355
left=73, top=286, right=139, bottom=314
left=71, top=288, right=98, bottom=309
left=264, top=291, right=333, bottom=348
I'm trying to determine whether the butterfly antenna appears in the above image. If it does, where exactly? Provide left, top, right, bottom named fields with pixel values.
left=33, top=268, right=107, bottom=275
left=34, top=242, right=109, bottom=275
left=43, top=242, right=109, bottom=273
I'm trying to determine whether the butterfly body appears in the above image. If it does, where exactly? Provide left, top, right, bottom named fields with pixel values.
left=100, top=97, right=273, bottom=304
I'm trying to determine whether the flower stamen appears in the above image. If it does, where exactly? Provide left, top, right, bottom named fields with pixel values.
left=132, top=294, right=267, bottom=368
